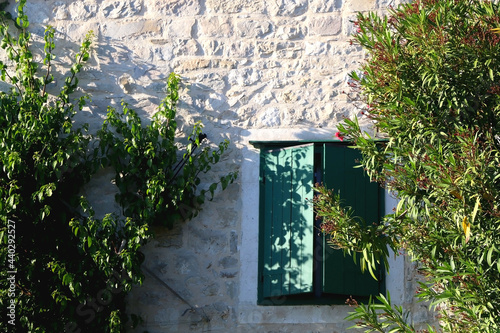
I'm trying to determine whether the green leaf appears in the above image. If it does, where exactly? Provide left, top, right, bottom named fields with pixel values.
left=471, top=196, right=480, bottom=224
left=487, top=247, right=495, bottom=266
left=62, top=273, right=71, bottom=285
left=221, top=176, right=229, bottom=190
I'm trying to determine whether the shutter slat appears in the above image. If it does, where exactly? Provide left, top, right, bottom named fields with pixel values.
left=261, top=144, right=314, bottom=298
left=322, top=144, right=383, bottom=296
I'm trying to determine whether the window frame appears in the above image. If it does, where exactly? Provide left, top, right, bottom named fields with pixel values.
left=254, top=141, right=386, bottom=305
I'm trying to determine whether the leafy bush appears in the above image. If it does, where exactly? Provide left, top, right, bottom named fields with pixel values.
left=0, top=1, right=236, bottom=332
left=315, top=0, right=500, bottom=331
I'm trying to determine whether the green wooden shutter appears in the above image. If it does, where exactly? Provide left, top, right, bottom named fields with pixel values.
left=322, top=144, right=383, bottom=296
left=260, top=144, right=314, bottom=298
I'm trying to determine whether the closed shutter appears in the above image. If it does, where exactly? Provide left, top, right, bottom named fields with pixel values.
left=260, top=144, right=314, bottom=298
left=322, top=144, right=383, bottom=296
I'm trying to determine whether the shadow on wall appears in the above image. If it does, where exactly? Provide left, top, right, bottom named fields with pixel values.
left=4, top=4, right=239, bottom=149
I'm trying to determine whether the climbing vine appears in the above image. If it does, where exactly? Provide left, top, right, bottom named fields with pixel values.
left=0, top=1, right=236, bottom=332
left=98, top=73, right=237, bottom=228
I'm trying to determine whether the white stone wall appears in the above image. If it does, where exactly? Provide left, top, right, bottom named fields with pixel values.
left=6, top=0, right=438, bottom=332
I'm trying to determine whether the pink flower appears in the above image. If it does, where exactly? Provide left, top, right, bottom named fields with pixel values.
left=335, top=132, right=344, bottom=141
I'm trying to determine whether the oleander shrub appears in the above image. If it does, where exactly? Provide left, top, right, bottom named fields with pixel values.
left=315, top=0, right=500, bottom=331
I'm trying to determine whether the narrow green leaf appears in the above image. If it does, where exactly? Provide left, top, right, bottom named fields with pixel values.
left=487, top=247, right=495, bottom=266
left=471, top=196, right=480, bottom=224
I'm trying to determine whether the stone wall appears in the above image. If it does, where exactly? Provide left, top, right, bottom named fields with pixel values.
left=7, top=0, right=437, bottom=332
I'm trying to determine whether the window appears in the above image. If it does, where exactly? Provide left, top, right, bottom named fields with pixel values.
left=257, top=142, right=385, bottom=304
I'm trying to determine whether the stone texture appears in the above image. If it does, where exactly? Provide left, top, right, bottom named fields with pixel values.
left=198, top=16, right=234, bottom=38
left=102, top=0, right=142, bottom=18
left=219, top=256, right=238, bottom=269
left=310, top=0, right=343, bottom=12
left=65, top=2, right=98, bottom=20
left=258, top=107, right=281, bottom=127
left=270, top=0, right=309, bottom=17
left=150, top=0, right=201, bottom=16
left=205, top=0, right=266, bottom=14
left=175, top=59, right=210, bottom=72
left=102, top=20, right=162, bottom=39
left=236, top=20, right=273, bottom=38
left=228, top=68, right=262, bottom=87
left=230, top=230, right=238, bottom=254
left=167, top=18, right=195, bottom=38
left=22, top=1, right=51, bottom=23
left=309, top=16, right=342, bottom=36
left=276, top=25, right=307, bottom=40
left=347, top=0, right=377, bottom=11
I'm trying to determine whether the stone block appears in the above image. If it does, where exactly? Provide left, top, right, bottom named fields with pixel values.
left=220, top=271, right=238, bottom=279
left=199, top=16, right=234, bottom=38
left=275, top=41, right=303, bottom=59
left=228, top=68, right=262, bottom=87
left=236, top=20, right=273, bottom=38
left=213, top=301, right=230, bottom=314
left=187, top=225, right=228, bottom=255
left=172, top=39, right=201, bottom=56
left=227, top=41, right=255, bottom=58
left=63, top=22, right=100, bottom=42
left=310, top=0, right=343, bottom=12
left=102, top=0, right=142, bottom=18
left=102, top=20, right=162, bottom=39
left=174, top=253, right=199, bottom=275
left=202, top=283, right=219, bottom=296
left=256, top=41, right=276, bottom=56
left=155, top=45, right=174, bottom=62
left=211, top=59, right=237, bottom=70
left=230, top=230, right=238, bottom=254
left=54, top=2, right=97, bottom=20
left=219, top=256, right=238, bottom=269
left=150, top=0, right=201, bottom=16
left=206, top=0, right=243, bottom=13
left=192, top=73, right=227, bottom=91
left=206, top=0, right=266, bottom=14
left=175, top=59, right=210, bottom=72
left=201, top=39, right=224, bottom=56
left=225, top=281, right=237, bottom=300
left=203, top=92, right=228, bottom=112
left=347, top=0, right=377, bottom=12
left=276, top=25, right=306, bottom=40
left=118, top=73, right=135, bottom=93
left=258, top=107, right=281, bottom=127
left=269, top=0, right=308, bottom=17
left=167, top=18, right=195, bottom=38
left=309, top=16, right=342, bottom=36
left=277, top=90, right=299, bottom=104
left=305, top=41, right=330, bottom=56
